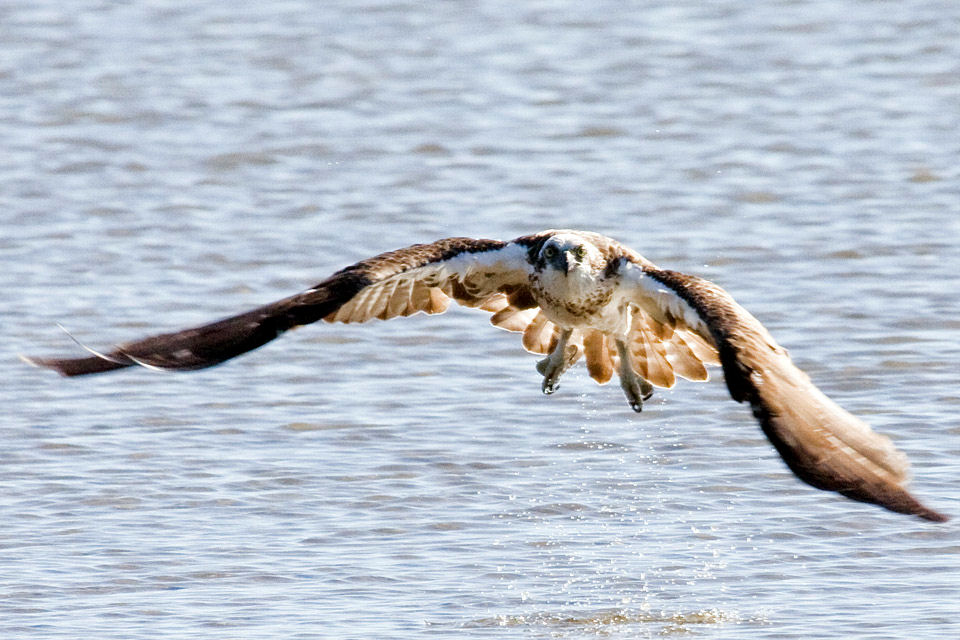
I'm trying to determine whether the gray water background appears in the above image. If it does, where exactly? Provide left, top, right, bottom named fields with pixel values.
left=2, top=1, right=959, bottom=638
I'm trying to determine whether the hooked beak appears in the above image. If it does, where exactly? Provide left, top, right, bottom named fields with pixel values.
left=563, top=250, right=581, bottom=274
left=545, top=247, right=584, bottom=275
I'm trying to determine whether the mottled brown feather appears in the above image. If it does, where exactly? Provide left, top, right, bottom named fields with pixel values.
left=663, top=331, right=711, bottom=381
left=521, top=312, right=559, bottom=355
left=641, top=266, right=947, bottom=522
left=27, top=237, right=515, bottom=374
left=629, top=319, right=677, bottom=388
left=490, top=306, right=540, bottom=333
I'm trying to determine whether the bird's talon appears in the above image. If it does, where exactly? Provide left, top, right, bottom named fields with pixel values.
left=641, top=380, right=654, bottom=401
left=620, top=377, right=650, bottom=413
left=537, top=331, right=577, bottom=397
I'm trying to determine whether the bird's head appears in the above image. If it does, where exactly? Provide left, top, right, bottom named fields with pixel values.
left=536, top=233, right=605, bottom=278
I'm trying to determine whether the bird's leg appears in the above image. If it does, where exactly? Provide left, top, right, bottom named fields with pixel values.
left=614, top=338, right=654, bottom=412
left=536, top=328, right=579, bottom=395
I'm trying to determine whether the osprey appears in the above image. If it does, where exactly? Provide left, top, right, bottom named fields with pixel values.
left=24, top=229, right=947, bottom=522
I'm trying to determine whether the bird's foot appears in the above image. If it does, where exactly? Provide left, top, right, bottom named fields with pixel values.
left=620, top=371, right=654, bottom=412
left=613, top=338, right=654, bottom=412
left=537, top=342, right=581, bottom=395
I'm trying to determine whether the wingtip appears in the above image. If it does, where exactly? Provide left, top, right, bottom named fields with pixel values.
left=55, top=323, right=129, bottom=365
left=842, top=484, right=951, bottom=524
left=19, top=353, right=50, bottom=371
left=23, top=353, right=134, bottom=376
left=19, top=353, right=75, bottom=377
left=916, top=505, right=950, bottom=523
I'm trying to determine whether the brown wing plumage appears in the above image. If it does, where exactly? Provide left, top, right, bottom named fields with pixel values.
left=627, top=262, right=947, bottom=522
left=23, top=236, right=539, bottom=376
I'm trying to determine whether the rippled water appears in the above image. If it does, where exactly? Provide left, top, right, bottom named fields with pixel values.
left=3, top=1, right=959, bottom=638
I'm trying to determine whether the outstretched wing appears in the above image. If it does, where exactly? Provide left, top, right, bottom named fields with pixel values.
left=23, top=236, right=544, bottom=377
left=618, top=258, right=947, bottom=522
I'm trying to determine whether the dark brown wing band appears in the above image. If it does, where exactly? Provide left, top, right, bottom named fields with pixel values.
left=644, top=267, right=948, bottom=523
left=26, top=237, right=507, bottom=376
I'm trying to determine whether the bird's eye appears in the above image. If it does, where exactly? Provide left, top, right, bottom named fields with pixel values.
left=543, top=246, right=558, bottom=259
left=574, top=246, right=586, bottom=260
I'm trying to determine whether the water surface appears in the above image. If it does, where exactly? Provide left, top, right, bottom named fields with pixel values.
left=3, top=1, right=959, bottom=638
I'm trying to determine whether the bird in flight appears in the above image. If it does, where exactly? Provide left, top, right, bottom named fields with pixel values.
left=24, top=229, right=947, bottom=522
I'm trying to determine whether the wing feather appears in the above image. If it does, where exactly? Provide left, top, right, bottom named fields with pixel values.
left=663, top=331, right=710, bottom=381
left=644, top=317, right=711, bottom=382
left=25, top=236, right=536, bottom=376
left=383, top=277, right=411, bottom=319
left=365, top=277, right=395, bottom=321
left=479, top=293, right=510, bottom=313
left=409, top=281, right=433, bottom=313
left=521, top=311, right=559, bottom=354
left=426, top=287, right=451, bottom=314
left=629, top=320, right=676, bottom=388
left=620, top=258, right=946, bottom=522
left=490, top=306, right=540, bottom=333
left=676, top=324, right=721, bottom=366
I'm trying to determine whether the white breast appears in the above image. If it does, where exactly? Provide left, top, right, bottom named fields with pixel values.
left=532, top=269, right=628, bottom=334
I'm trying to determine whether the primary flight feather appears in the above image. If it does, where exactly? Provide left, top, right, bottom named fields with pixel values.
left=24, top=229, right=948, bottom=522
